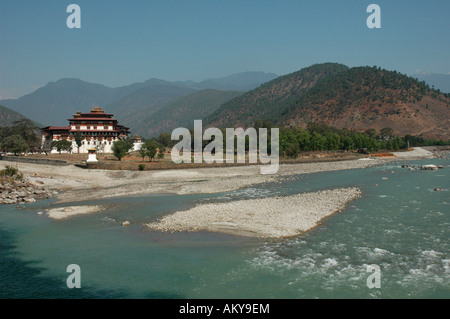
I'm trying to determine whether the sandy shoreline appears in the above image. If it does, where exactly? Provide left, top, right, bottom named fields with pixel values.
left=46, top=205, right=104, bottom=220
left=146, top=187, right=362, bottom=238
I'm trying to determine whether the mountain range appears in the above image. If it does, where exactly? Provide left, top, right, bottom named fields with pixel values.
left=0, top=72, right=278, bottom=128
left=134, top=89, right=243, bottom=138
left=0, top=65, right=448, bottom=140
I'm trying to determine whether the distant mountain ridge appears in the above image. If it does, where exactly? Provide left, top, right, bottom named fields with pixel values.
left=193, top=72, right=278, bottom=91
left=133, top=89, right=244, bottom=137
left=105, top=83, right=197, bottom=130
left=0, top=72, right=277, bottom=127
left=1, top=78, right=121, bottom=127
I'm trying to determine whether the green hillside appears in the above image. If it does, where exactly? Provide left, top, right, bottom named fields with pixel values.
left=110, top=84, right=197, bottom=130
left=205, top=63, right=349, bottom=128
left=134, top=89, right=243, bottom=137
left=280, top=66, right=435, bottom=118
left=205, top=64, right=450, bottom=139
left=277, top=66, right=449, bottom=139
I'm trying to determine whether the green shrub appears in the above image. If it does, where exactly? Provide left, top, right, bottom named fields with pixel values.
left=0, top=165, right=23, bottom=180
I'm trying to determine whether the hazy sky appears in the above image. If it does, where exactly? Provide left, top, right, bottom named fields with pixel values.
left=0, top=0, right=449, bottom=98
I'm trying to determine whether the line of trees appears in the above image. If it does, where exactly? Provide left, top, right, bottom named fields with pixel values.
left=111, top=138, right=134, bottom=161
left=279, top=124, right=401, bottom=158
left=3, top=118, right=445, bottom=161
left=111, top=137, right=166, bottom=161
left=138, top=139, right=165, bottom=162
left=153, top=121, right=449, bottom=160
left=280, top=123, right=449, bottom=158
left=0, top=119, right=41, bottom=155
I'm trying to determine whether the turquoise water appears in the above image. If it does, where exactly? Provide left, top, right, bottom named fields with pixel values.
left=0, top=157, right=448, bottom=299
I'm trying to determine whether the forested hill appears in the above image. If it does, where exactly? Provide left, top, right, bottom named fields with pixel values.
left=204, top=63, right=349, bottom=128
left=206, top=64, right=450, bottom=140
left=279, top=66, right=450, bottom=139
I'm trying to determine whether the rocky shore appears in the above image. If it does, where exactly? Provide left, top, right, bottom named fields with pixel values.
left=0, top=146, right=439, bottom=205
left=0, top=177, right=54, bottom=205
left=0, top=146, right=443, bottom=208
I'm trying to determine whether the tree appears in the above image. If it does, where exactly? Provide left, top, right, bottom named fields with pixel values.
left=157, top=132, right=173, bottom=148
left=310, top=132, right=326, bottom=151
left=262, top=119, right=272, bottom=129
left=138, top=146, right=148, bottom=161
left=352, top=133, right=364, bottom=149
left=157, top=146, right=165, bottom=161
left=112, top=139, right=133, bottom=161
left=324, top=132, right=341, bottom=150
left=11, top=119, right=39, bottom=150
left=124, top=138, right=134, bottom=152
left=254, top=120, right=263, bottom=130
left=364, top=128, right=378, bottom=139
left=380, top=127, right=394, bottom=140
left=2, top=135, right=29, bottom=155
left=95, top=141, right=105, bottom=155
left=297, top=130, right=311, bottom=151
left=74, top=132, right=83, bottom=153
left=284, top=142, right=300, bottom=159
left=141, top=139, right=160, bottom=162
left=52, top=140, right=72, bottom=154
left=341, top=136, right=353, bottom=151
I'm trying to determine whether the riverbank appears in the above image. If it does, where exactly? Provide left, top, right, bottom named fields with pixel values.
left=0, top=147, right=440, bottom=204
left=0, top=157, right=386, bottom=204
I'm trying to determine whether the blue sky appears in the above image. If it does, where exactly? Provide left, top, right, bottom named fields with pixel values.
left=0, top=0, right=449, bottom=98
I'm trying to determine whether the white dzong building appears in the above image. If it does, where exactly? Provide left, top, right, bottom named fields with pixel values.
left=41, top=106, right=131, bottom=154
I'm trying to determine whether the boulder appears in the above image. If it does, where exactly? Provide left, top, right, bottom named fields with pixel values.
left=3, top=198, right=16, bottom=205
left=1, top=174, right=52, bottom=205
left=121, top=221, right=131, bottom=226
left=16, top=191, right=27, bottom=198
left=421, top=165, right=438, bottom=170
